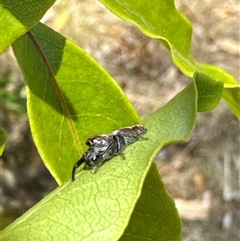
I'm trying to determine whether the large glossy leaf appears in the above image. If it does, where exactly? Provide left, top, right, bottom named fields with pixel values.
left=119, top=163, right=181, bottom=241
left=1, top=79, right=197, bottom=241
left=194, top=72, right=223, bottom=112
left=222, top=85, right=240, bottom=120
left=0, top=0, right=56, bottom=54
left=99, top=0, right=240, bottom=119
left=12, top=23, right=139, bottom=184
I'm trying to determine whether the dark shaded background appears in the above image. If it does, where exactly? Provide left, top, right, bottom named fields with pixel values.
left=0, top=0, right=239, bottom=240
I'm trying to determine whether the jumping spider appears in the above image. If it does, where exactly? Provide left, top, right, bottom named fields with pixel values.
left=71, top=125, right=147, bottom=181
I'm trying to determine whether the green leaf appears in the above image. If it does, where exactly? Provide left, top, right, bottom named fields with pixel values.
left=0, top=128, right=7, bottom=155
left=0, top=0, right=56, bottom=53
left=194, top=71, right=224, bottom=112
left=12, top=22, right=139, bottom=184
left=222, top=85, right=240, bottom=120
left=98, top=0, right=239, bottom=118
left=119, top=163, right=181, bottom=241
left=1, top=80, right=197, bottom=241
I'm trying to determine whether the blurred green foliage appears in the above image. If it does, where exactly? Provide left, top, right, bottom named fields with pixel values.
left=0, top=70, right=26, bottom=114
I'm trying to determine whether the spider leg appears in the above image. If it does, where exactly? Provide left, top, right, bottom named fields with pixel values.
left=93, top=155, right=107, bottom=174
left=93, top=140, right=117, bottom=173
left=113, top=134, right=126, bottom=159
left=72, top=156, right=85, bottom=181
left=119, top=149, right=125, bottom=159
left=93, top=165, right=100, bottom=174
